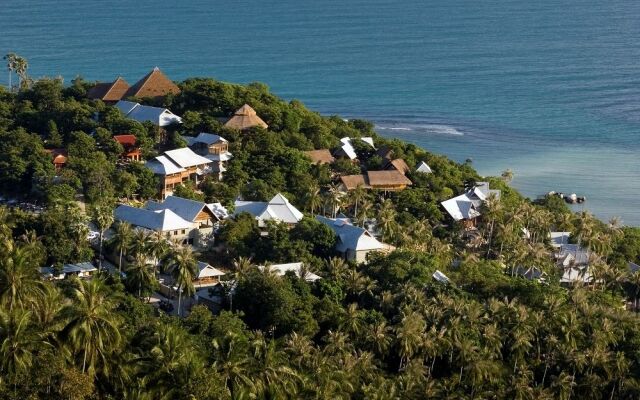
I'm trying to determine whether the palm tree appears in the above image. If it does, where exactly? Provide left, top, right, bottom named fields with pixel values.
left=92, top=204, right=114, bottom=271
left=232, top=256, right=254, bottom=280
left=327, top=184, right=343, bottom=218
left=501, top=169, right=514, bottom=184
left=147, top=231, right=170, bottom=274
left=357, top=198, right=373, bottom=227
left=482, top=193, right=502, bottom=257
left=0, top=309, right=46, bottom=391
left=304, top=186, right=323, bottom=215
left=126, top=254, right=156, bottom=299
left=13, top=55, right=28, bottom=89
left=0, top=242, right=44, bottom=312
left=3, top=53, right=17, bottom=91
left=349, top=184, right=367, bottom=220
left=395, top=311, right=425, bottom=371
left=60, top=278, right=122, bottom=375
left=166, top=245, right=198, bottom=317
left=111, top=222, right=133, bottom=274
left=129, top=229, right=151, bottom=259
left=377, top=199, right=398, bottom=243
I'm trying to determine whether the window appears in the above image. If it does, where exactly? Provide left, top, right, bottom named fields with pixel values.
left=181, top=229, right=186, bottom=234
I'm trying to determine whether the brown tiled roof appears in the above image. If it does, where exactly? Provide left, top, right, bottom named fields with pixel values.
left=305, top=149, right=335, bottom=164
left=113, top=134, right=137, bottom=147
left=124, top=67, right=180, bottom=99
left=224, top=104, right=268, bottom=130
left=87, top=77, right=130, bottom=102
left=367, top=170, right=412, bottom=187
left=384, top=158, right=410, bottom=175
left=340, top=175, right=369, bottom=190
left=46, top=149, right=68, bottom=165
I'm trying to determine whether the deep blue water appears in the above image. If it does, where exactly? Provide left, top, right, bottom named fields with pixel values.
left=2, top=0, right=639, bottom=224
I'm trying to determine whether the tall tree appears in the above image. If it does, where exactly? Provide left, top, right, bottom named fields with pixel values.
left=111, top=222, right=133, bottom=274
left=166, top=245, right=198, bottom=317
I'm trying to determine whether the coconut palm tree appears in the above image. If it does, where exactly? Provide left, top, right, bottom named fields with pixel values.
left=92, top=204, right=114, bottom=271
left=111, top=222, right=133, bottom=274
left=129, top=229, right=151, bottom=259
left=147, top=231, right=170, bottom=274
left=349, top=184, right=367, bottom=220
left=166, top=245, right=198, bottom=317
left=0, top=242, right=44, bottom=312
left=357, top=198, right=373, bottom=227
left=304, top=186, right=323, bottom=215
left=13, top=55, right=28, bottom=89
left=377, top=199, right=398, bottom=243
left=0, top=309, right=46, bottom=391
left=232, top=256, right=254, bottom=280
left=395, top=311, right=425, bottom=371
left=501, top=169, right=514, bottom=184
left=60, top=278, right=122, bottom=375
left=126, top=254, right=156, bottom=299
left=3, top=53, right=17, bottom=91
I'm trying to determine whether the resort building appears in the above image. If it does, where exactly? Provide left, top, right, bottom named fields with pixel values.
left=146, top=147, right=213, bottom=198
left=339, top=170, right=412, bottom=192
left=224, top=104, right=268, bottom=130
left=305, top=149, right=335, bottom=165
left=113, top=134, right=142, bottom=162
left=46, top=148, right=68, bottom=172
left=316, top=216, right=393, bottom=263
left=258, top=262, right=322, bottom=282
left=115, top=100, right=182, bottom=127
left=123, top=67, right=181, bottom=99
left=193, top=262, right=226, bottom=287
left=41, top=262, right=97, bottom=280
left=441, top=182, right=501, bottom=228
left=383, top=158, right=411, bottom=175
left=184, top=132, right=232, bottom=180
left=416, top=161, right=433, bottom=174
left=87, top=77, right=130, bottom=104
left=87, top=67, right=180, bottom=103
left=115, top=196, right=221, bottom=247
left=233, top=193, right=303, bottom=227
left=333, top=137, right=376, bottom=160
left=551, top=231, right=593, bottom=284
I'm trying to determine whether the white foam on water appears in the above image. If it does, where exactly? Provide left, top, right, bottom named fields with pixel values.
left=375, top=123, right=464, bottom=136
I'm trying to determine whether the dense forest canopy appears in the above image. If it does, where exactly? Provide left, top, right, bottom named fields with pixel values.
left=1, top=65, right=640, bottom=399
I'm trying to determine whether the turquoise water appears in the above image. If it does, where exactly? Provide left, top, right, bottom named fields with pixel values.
left=2, top=0, right=639, bottom=224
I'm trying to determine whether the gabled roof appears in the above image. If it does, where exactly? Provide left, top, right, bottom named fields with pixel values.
left=115, top=100, right=182, bottom=127
left=185, top=132, right=227, bottom=146
left=441, top=182, right=500, bottom=221
left=416, top=161, right=433, bottom=174
left=87, top=77, right=130, bottom=102
left=316, top=215, right=385, bottom=252
left=376, top=146, right=394, bottom=160
left=196, top=262, right=225, bottom=279
left=340, top=174, right=369, bottom=190
left=384, top=159, right=410, bottom=175
left=233, top=193, right=303, bottom=224
left=146, top=155, right=185, bottom=175
left=114, top=204, right=192, bottom=232
left=259, top=262, right=322, bottom=282
left=113, top=134, right=137, bottom=147
left=305, top=149, right=335, bottom=164
left=335, top=137, right=376, bottom=160
left=146, top=195, right=216, bottom=222
left=207, top=203, right=229, bottom=220
left=367, top=170, right=412, bottom=187
left=224, top=104, right=268, bottom=130
left=124, top=67, right=180, bottom=99
left=164, top=147, right=212, bottom=168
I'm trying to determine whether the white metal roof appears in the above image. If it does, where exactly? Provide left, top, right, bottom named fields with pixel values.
left=233, top=193, right=303, bottom=224
left=197, top=261, right=225, bottom=279
left=416, top=161, right=433, bottom=173
left=115, top=100, right=182, bottom=127
left=114, top=204, right=192, bottom=232
left=146, top=196, right=210, bottom=222
left=316, top=215, right=385, bottom=252
left=164, top=147, right=212, bottom=168
left=146, top=155, right=185, bottom=175
left=259, top=262, right=322, bottom=282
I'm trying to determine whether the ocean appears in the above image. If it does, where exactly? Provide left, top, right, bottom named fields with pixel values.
left=2, top=0, right=639, bottom=224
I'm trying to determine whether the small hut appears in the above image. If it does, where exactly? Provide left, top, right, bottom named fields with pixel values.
left=87, top=77, right=130, bottom=104
left=224, top=104, right=268, bottom=130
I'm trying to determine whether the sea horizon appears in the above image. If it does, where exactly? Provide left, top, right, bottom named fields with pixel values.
left=2, top=0, right=639, bottom=224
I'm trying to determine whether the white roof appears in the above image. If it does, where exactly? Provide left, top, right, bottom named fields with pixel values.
left=316, top=215, right=385, bottom=252
left=433, top=270, right=451, bottom=284
left=259, top=262, right=322, bottom=282
left=207, top=203, right=229, bottom=219
left=114, top=204, right=192, bottom=232
left=205, top=152, right=233, bottom=162
left=441, top=182, right=500, bottom=221
left=416, top=161, right=433, bottom=173
left=560, top=266, right=593, bottom=284
left=233, top=193, right=303, bottom=225
left=146, top=155, right=185, bottom=175
left=115, top=100, right=182, bottom=127
left=197, top=261, right=225, bottom=279
left=186, top=132, right=227, bottom=146
left=360, top=137, right=375, bottom=148
left=146, top=196, right=217, bottom=222
left=164, top=148, right=212, bottom=168
left=550, top=232, right=571, bottom=248
left=338, top=137, right=358, bottom=160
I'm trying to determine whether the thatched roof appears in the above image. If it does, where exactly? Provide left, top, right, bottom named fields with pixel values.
left=124, top=67, right=180, bottom=99
left=339, top=175, right=369, bottom=190
left=305, top=149, right=335, bottom=165
left=384, top=158, right=410, bottom=175
left=224, top=104, right=268, bottom=130
left=376, top=146, right=394, bottom=160
left=87, top=77, right=130, bottom=102
left=367, top=170, right=412, bottom=187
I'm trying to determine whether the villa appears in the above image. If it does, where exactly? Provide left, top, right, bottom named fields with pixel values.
left=184, top=132, right=232, bottom=180
left=233, top=193, right=303, bottom=227
left=113, top=134, right=142, bottom=162
left=41, top=262, right=97, bottom=280
left=115, top=195, right=222, bottom=247
left=146, top=147, right=213, bottom=198
left=333, top=137, right=375, bottom=161
left=441, top=182, right=501, bottom=228
left=224, top=104, right=268, bottom=130
left=339, top=170, right=412, bottom=192
left=258, top=262, right=322, bottom=282
left=115, top=100, right=182, bottom=127
left=87, top=67, right=180, bottom=103
left=305, top=149, right=335, bottom=165
left=416, top=161, right=433, bottom=174
left=46, top=148, right=68, bottom=172
left=550, top=231, right=593, bottom=284
left=316, top=216, right=393, bottom=263
left=383, top=158, right=410, bottom=175
left=87, top=77, right=130, bottom=104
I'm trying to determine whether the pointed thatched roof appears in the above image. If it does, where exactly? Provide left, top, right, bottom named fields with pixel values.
left=367, top=170, right=412, bottom=188
left=87, top=77, right=130, bottom=102
left=384, top=158, right=410, bottom=175
left=124, top=67, right=180, bottom=99
left=224, top=104, right=268, bottom=130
